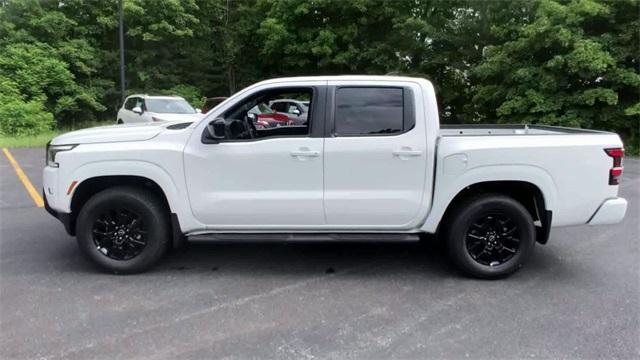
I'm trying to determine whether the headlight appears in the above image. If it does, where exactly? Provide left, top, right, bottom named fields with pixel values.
left=46, top=144, right=77, bottom=168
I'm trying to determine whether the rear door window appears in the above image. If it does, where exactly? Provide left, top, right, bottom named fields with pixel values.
left=334, top=87, right=404, bottom=136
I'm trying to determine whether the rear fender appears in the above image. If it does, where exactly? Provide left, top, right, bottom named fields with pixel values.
left=421, top=164, right=558, bottom=233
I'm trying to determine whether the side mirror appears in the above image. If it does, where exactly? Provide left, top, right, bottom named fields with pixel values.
left=291, top=108, right=301, bottom=116
left=196, top=108, right=202, bottom=113
left=132, top=106, right=143, bottom=114
left=205, top=118, right=226, bottom=141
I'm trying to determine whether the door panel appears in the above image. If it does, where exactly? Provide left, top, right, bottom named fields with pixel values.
left=184, top=81, right=327, bottom=228
left=126, top=110, right=135, bottom=123
left=324, top=135, right=426, bottom=226
left=186, top=138, right=324, bottom=226
left=323, top=82, right=428, bottom=227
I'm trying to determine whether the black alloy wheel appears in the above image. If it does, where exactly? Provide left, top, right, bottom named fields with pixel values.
left=76, top=186, right=170, bottom=274
left=445, top=194, right=535, bottom=279
left=465, top=213, right=520, bottom=267
left=92, top=208, right=148, bottom=261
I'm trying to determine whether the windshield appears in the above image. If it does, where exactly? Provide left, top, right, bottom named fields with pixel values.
left=145, top=98, right=196, bottom=114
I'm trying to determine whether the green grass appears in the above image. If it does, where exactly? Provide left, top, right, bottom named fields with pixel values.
left=0, top=121, right=114, bottom=148
left=0, top=131, right=60, bottom=148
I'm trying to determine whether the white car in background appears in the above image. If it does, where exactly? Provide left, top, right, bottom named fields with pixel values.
left=117, top=95, right=202, bottom=124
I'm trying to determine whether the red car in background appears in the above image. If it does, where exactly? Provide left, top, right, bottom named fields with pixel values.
left=249, top=103, right=293, bottom=129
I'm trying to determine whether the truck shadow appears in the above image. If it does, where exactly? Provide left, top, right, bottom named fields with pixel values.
left=149, top=238, right=565, bottom=280
left=46, top=235, right=566, bottom=280
left=158, top=239, right=456, bottom=278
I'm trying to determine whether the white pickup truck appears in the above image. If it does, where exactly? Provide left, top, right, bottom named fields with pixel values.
left=43, top=76, right=628, bottom=278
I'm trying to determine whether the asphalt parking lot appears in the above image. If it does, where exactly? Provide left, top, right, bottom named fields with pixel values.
left=1, top=147, right=638, bottom=359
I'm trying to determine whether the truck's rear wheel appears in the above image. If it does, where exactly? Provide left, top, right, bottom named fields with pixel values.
left=445, top=194, right=535, bottom=279
left=75, top=186, right=170, bottom=274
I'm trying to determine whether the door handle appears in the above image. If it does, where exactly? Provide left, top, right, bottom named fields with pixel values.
left=290, top=150, right=320, bottom=157
left=392, top=149, right=422, bottom=157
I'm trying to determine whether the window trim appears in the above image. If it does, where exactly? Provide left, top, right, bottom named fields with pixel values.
left=201, top=86, right=327, bottom=144
left=326, top=86, right=415, bottom=138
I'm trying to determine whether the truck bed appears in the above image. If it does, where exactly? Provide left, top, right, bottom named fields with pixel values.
left=427, top=123, right=623, bottom=231
left=440, top=124, right=610, bottom=137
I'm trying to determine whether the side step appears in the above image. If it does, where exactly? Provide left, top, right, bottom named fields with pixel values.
left=188, top=233, right=421, bottom=242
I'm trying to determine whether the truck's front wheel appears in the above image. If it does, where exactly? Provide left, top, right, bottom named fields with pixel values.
left=445, top=194, right=535, bottom=279
left=75, top=186, right=170, bottom=274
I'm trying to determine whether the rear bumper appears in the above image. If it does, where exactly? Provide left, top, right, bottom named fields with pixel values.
left=588, top=197, right=627, bottom=226
left=44, top=190, right=75, bottom=236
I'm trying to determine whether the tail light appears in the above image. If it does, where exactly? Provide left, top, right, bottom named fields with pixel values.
left=604, top=148, right=624, bottom=185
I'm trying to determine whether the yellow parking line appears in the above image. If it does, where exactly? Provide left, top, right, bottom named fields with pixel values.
left=2, top=148, right=44, bottom=208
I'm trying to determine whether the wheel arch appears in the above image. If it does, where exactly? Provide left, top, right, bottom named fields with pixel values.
left=422, top=164, right=558, bottom=244
left=437, top=181, right=551, bottom=244
left=67, top=161, right=182, bottom=210
left=68, top=175, right=186, bottom=248
left=63, top=161, right=189, bottom=247
left=70, top=175, right=170, bottom=217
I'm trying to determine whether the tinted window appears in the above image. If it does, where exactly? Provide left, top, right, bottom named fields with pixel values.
left=271, top=102, right=287, bottom=112
left=335, top=87, right=403, bottom=136
left=124, top=97, right=137, bottom=110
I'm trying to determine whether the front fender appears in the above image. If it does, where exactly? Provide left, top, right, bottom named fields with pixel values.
left=66, top=160, right=181, bottom=210
left=57, top=160, right=203, bottom=232
left=420, top=164, right=558, bottom=233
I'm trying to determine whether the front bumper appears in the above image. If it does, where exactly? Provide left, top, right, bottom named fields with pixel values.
left=588, top=197, right=628, bottom=226
left=44, top=191, right=75, bottom=236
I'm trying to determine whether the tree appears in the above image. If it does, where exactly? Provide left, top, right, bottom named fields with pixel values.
left=472, top=0, right=639, bottom=151
left=0, top=42, right=104, bottom=127
left=0, top=0, right=109, bottom=126
left=0, top=0, right=637, bottom=152
left=122, top=0, right=201, bottom=90
left=252, top=0, right=410, bottom=76
left=0, top=78, right=54, bottom=136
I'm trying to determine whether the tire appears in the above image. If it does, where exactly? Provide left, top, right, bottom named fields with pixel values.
left=117, top=119, right=124, bottom=124
left=75, top=186, right=170, bottom=274
left=445, top=194, right=535, bottom=279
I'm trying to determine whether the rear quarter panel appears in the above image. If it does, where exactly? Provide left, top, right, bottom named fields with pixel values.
left=421, top=133, right=623, bottom=232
